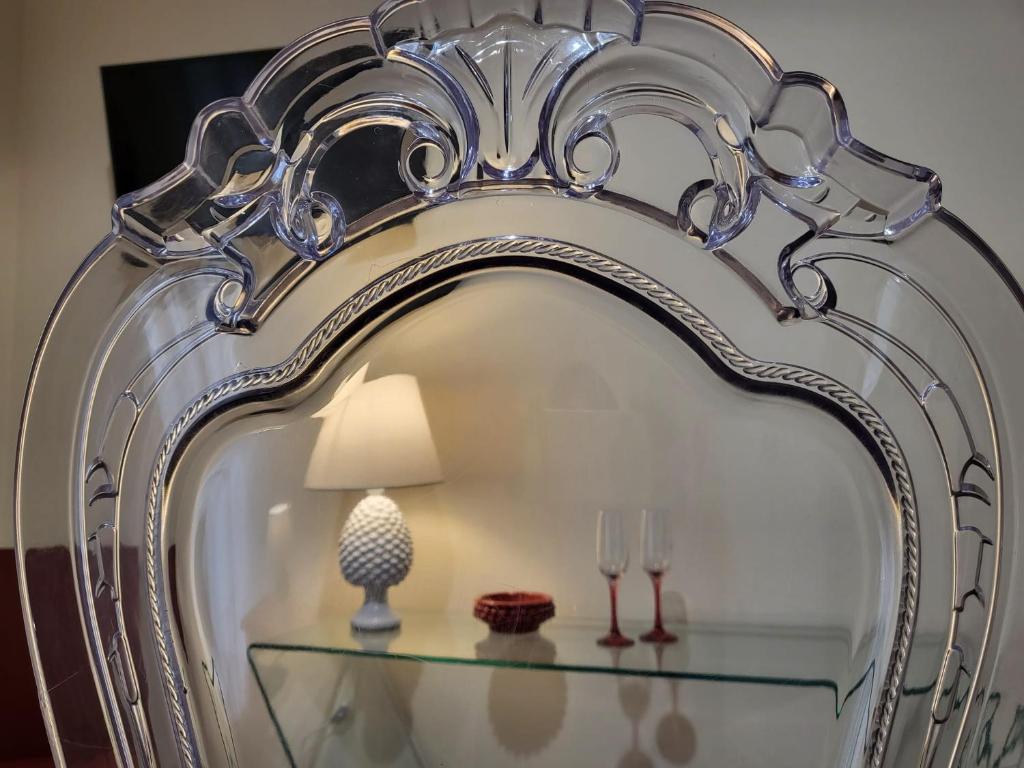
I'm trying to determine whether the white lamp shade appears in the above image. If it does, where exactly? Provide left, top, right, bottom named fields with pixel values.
left=305, top=373, right=443, bottom=490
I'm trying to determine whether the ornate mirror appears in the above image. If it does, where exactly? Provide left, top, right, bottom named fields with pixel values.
left=15, top=2, right=1024, bottom=766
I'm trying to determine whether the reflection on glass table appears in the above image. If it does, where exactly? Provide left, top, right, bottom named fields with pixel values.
left=248, top=614, right=941, bottom=767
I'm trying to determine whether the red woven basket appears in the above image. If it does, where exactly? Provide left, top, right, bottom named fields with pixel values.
left=473, top=592, right=555, bottom=633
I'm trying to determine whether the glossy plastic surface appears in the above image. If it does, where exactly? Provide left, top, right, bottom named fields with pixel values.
left=15, top=2, right=1024, bottom=767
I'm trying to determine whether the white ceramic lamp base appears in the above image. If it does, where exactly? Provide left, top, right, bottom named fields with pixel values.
left=338, top=491, right=413, bottom=632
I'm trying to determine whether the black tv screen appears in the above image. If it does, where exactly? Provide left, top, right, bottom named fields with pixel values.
left=101, top=48, right=426, bottom=222
left=101, top=49, right=279, bottom=197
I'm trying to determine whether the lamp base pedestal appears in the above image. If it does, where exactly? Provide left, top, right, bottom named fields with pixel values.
left=352, top=586, right=400, bottom=632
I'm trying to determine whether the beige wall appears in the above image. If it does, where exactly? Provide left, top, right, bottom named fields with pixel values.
left=1, top=1, right=1022, bottom=537
left=0, top=1, right=23, bottom=549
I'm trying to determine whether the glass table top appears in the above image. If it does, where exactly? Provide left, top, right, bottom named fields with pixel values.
left=250, top=613, right=861, bottom=693
left=248, top=615, right=942, bottom=767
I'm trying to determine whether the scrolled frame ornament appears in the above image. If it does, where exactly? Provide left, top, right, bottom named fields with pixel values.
left=112, top=0, right=939, bottom=327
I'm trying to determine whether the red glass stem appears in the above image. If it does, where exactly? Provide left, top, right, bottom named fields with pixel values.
left=650, top=571, right=665, bottom=631
left=607, top=575, right=624, bottom=636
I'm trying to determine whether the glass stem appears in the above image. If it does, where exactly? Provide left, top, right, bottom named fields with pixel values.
left=651, top=572, right=664, bottom=631
left=608, top=575, right=623, bottom=636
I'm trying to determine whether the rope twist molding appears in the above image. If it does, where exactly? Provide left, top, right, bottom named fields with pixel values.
left=144, top=237, right=919, bottom=767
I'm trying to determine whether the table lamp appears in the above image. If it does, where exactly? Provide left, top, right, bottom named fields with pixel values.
left=306, top=370, right=443, bottom=631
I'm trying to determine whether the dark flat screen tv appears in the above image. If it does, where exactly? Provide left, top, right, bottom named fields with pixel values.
left=102, top=48, right=427, bottom=222
left=101, top=49, right=279, bottom=197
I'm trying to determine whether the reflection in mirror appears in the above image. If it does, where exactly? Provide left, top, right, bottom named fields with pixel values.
left=168, top=267, right=898, bottom=766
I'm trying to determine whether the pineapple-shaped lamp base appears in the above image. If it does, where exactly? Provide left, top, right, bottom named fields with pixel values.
left=338, top=490, right=413, bottom=632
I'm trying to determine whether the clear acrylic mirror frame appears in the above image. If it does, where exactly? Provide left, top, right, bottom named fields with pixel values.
left=14, top=1, right=1024, bottom=766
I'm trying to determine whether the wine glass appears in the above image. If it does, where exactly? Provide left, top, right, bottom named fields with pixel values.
left=640, top=508, right=678, bottom=643
left=597, top=509, right=634, bottom=647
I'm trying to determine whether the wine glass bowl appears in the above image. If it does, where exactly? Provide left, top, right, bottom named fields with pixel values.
left=641, top=508, right=673, bottom=574
left=597, top=508, right=630, bottom=577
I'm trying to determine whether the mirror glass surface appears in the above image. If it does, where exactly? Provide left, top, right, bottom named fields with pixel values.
left=169, top=266, right=899, bottom=767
